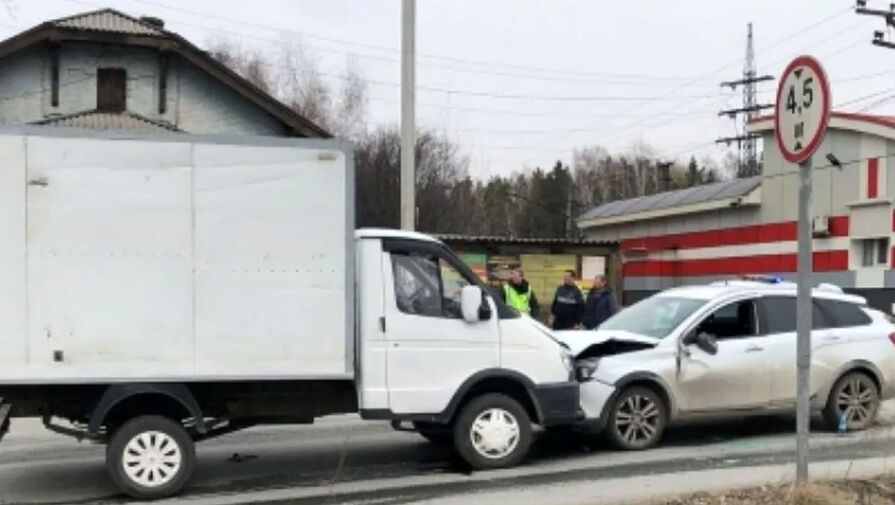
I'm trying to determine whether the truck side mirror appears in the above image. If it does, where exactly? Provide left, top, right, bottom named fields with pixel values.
left=461, top=285, right=484, bottom=324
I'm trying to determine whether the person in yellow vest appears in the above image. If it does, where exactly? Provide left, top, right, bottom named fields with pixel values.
left=500, top=268, right=540, bottom=318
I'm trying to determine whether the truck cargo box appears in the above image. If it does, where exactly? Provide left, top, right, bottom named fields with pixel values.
left=0, top=128, right=354, bottom=383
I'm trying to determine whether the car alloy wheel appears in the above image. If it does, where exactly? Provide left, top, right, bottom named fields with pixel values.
left=825, top=372, right=879, bottom=431
left=616, top=394, right=660, bottom=445
left=607, top=386, right=666, bottom=450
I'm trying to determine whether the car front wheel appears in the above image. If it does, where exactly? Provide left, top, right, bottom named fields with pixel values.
left=606, top=386, right=666, bottom=450
left=823, top=371, right=880, bottom=432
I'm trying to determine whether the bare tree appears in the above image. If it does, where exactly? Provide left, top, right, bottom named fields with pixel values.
left=207, top=39, right=274, bottom=93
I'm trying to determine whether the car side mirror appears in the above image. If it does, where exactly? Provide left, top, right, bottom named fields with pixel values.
left=695, top=332, right=718, bottom=355
left=461, top=285, right=485, bottom=323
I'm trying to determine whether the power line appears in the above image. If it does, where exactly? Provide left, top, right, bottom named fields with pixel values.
left=483, top=5, right=854, bottom=165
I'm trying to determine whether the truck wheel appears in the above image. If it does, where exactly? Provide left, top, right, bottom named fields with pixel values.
left=606, top=387, right=666, bottom=451
left=453, top=393, right=532, bottom=469
left=823, top=372, right=880, bottom=432
left=413, top=421, right=452, bottom=446
left=106, top=416, right=195, bottom=499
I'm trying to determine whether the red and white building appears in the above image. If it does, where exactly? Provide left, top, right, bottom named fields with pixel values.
left=577, top=112, right=895, bottom=312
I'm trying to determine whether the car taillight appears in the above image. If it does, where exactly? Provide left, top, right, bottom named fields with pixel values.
left=889, top=333, right=895, bottom=346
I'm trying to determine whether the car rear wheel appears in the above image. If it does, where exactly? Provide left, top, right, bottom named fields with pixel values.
left=453, top=393, right=532, bottom=469
left=606, top=386, right=666, bottom=450
left=106, top=416, right=195, bottom=499
left=823, top=371, right=879, bottom=432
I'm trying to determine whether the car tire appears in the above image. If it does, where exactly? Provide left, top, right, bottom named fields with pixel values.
left=106, top=416, right=196, bottom=499
left=823, top=371, right=880, bottom=432
left=606, top=386, right=667, bottom=451
left=413, top=421, right=452, bottom=446
left=452, top=393, right=532, bottom=470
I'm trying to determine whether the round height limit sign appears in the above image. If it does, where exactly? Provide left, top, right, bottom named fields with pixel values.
left=775, top=56, right=831, bottom=164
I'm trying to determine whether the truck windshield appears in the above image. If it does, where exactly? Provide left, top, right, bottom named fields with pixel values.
left=600, top=296, right=706, bottom=339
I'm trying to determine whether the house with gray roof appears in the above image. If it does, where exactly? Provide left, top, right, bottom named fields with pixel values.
left=0, top=9, right=327, bottom=137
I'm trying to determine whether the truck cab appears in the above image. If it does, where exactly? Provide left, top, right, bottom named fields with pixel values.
left=356, top=229, right=579, bottom=468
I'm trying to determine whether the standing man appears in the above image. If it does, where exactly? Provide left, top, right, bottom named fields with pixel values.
left=549, top=270, right=585, bottom=330
left=582, top=274, right=617, bottom=329
left=501, top=268, right=539, bottom=319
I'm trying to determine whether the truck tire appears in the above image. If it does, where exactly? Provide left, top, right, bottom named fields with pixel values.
left=823, top=371, right=880, bottom=432
left=106, top=416, right=196, bottom=499
left=605, top=386, right=666, bottom=451
left=453, top=393, right=532, bottom=469
left=413, top=421, right=452, bottom=446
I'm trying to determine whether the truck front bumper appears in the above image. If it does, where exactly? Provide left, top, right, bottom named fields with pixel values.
left=534, top=381, right=581, bottom=427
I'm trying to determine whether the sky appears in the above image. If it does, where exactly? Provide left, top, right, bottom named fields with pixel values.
left=0, top=0, right=892, bottom=179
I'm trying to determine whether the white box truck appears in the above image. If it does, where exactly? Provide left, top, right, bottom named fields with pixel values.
left=0, top=128, right=579, bottom=499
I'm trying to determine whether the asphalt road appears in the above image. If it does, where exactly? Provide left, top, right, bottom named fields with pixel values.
left=2, top=404, right=895, bottom=505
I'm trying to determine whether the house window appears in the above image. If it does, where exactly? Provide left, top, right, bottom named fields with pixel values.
left=97, top=68, right=126, bottom=112
left=859, top=238, right=889, bottom=268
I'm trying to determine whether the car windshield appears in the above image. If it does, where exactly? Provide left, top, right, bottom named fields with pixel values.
left=600, top=296, right=707, bottom=339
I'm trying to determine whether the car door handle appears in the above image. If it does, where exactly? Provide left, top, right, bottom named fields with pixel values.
left=744, top=345, right=763, bottom=352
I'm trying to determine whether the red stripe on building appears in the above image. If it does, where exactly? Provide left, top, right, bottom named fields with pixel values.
left=620, top=217, right=849, bottom=252
left=622, top=250, right=848, bottom=277
left=868, top=157, right=879, bottom=199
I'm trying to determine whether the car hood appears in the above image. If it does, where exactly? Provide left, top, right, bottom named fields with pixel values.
left=553, top=329, right=659, bottom=358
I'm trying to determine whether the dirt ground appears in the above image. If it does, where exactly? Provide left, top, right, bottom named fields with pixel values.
left=653, top=476, right=895, bottom=505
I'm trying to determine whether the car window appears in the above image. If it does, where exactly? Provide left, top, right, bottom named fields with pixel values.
left=815, top=298, right=872, bottom=328
left=390, top=251, right=472, bottom=319
left=760, top=296, right=833, bottom=333
left=695, top=299, right=758, bottom=340
left=760, top=296, right=797, bottom=333
left=600, top=296, right=706, bottom=339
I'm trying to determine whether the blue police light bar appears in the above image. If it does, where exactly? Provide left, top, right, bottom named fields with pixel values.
left=740, top=274, right=785, bottom=284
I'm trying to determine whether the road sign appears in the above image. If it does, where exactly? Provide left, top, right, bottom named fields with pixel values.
left=774, top=55, right=831, bottom=164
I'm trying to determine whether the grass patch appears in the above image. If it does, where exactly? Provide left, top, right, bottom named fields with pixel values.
left=654, top=477, right=895, bottom=505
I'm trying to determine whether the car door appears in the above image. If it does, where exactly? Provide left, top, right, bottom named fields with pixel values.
left=676, top=297, right=772, bottom=412
left=759, top=296, right=834, bottom=405
left=381, top=240, right=500, bottom=415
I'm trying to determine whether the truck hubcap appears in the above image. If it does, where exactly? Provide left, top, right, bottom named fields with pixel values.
left=122, top=431, right=182, bottom=488
left=616, top=394, right=660, bottom=444
left=470, top=408, right=520, bottom=459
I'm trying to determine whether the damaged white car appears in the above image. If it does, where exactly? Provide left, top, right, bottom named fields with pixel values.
left=556, top=278, right=895, bottom=451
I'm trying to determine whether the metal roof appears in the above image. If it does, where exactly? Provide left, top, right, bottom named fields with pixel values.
left=578, top=177, right=761, bottom=221
left=436, top=234, right=616, bottom=246
left=52, top=9, right=166, bottom=36
left=32, top=111, right=181, bottom=132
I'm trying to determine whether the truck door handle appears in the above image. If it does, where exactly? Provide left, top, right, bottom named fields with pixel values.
left=824, top=334, right=840, bottom=341
left=745, top=345, right=763, bottom=352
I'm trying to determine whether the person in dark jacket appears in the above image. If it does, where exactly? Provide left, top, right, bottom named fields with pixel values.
left=582, top=274, right=617, bottom=329
left=500, top=268, right=540, bottom=319
left=549, top=270, right=585, bottom=330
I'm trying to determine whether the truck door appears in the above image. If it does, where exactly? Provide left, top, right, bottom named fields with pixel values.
left=381, top=240, right=500, bottom=415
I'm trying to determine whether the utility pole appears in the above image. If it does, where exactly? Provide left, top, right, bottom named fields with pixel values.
left=716, top=23, right=774, bottom=178
left=400, top=0, right=416, bottom=230
left=856, top=1, right=895, bottom=49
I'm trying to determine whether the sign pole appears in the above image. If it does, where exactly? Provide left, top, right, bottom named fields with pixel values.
left=774, top=55, right=830, bottom=485
left=795, top=156, right=813, bottom=483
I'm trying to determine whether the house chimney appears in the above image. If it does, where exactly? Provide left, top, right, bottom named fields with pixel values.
left=139, top=16, right=165, bottom=29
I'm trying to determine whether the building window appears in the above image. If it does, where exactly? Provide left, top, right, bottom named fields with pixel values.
left=97, top=68, right=126, bottom=112
left=859, top=238, right=889, bottom=268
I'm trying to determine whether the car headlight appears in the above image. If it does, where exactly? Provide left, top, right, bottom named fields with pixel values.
left=576, top=359, right=600, bottom=381
left=560, top=347, right=574, bottom=377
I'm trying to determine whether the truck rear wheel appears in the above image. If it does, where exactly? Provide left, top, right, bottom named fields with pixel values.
left=106, top=416, right=195, bottom=499
left=453, top=393, right=532, bottom=469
